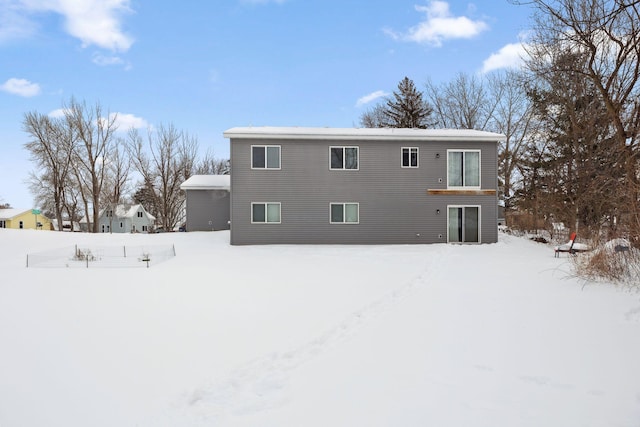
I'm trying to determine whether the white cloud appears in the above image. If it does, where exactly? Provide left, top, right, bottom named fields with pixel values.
left=49, top=109, right=148, bottom=130
left=356, top=90, right=389, bottom=107
left=0, top=1, right=37, bottom=42
left=481, top=42, right=528, bottom=73
left=20, top=0, right=134, bottom=51
left=92, top=53, right=124, bottom=66
left=0, top=77, right=41, bottom=97
left=48, top=108, right=67, bottom=118
left=110, top=112, right=148, bottom=131
left=387, top=1, right=488, bottom=47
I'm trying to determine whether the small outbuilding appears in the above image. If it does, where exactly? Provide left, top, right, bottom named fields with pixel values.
left=180, top=175, right=231, bottom=231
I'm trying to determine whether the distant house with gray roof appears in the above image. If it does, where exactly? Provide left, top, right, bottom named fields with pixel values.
left=81, top=204, right=155, bottom=233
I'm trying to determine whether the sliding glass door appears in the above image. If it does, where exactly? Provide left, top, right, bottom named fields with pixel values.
left=448, top=206, right=480, bottom=243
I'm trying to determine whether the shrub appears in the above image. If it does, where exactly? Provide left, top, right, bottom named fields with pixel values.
left=573, top=239, right=640, bottom=288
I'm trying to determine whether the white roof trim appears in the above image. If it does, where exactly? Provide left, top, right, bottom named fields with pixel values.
left=181, top=175, right=231, bottom=190
left=224, top=126, right=506, bottom=142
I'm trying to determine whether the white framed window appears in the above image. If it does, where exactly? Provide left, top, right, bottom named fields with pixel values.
left=330, top=202, right=359, bottom=224
left=252, top=145, right=281, bottom=169
left=120, top=222, right=123, bottom=228
left=142, top=225, right=147, bottom=232
left=330, top=146, right=359, bottom=170
left=137, top=211, right=143, bottom=218
left=0, top=220, right=5, bottom=228
left=448, top=205, right=480, bottom=243
left=401, top=147, right=419, bottom=168
left=251, top=202, right=281, bottom=224
left=447, top=150, right=480, bottom=188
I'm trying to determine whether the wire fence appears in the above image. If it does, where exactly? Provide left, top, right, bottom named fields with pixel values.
left=26, top=244, right=176, bottom=268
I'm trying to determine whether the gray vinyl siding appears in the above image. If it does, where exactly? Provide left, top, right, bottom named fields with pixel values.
left=230, top=137, right=498, bottom=245
left=185, top=189, right=230, bottom=231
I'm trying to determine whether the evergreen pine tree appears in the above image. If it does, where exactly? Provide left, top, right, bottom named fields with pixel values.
left=360, top=77, right=433, bottom=128
left=383, top=77, right=433, bottom=128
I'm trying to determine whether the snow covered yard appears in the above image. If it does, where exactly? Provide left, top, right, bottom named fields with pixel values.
left=0, top=229, right=639, bottom=426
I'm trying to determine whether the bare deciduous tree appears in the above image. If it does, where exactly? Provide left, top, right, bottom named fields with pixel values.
left=63, top=98, right=119, bottom=233
left=101, top=138, right=131, bottom=233
left=515, top=0, right=640, bottom=238
left=23, top=111, right=76, bottom=231
left=195, top=149, right=230, bottom=175
left=425, top=72, right=497, bottom=130
left=128, top=124, right=199, bottom=230
left=487, top=70, right=536, bottom=210
left=359, top=104, right=388, bottom=128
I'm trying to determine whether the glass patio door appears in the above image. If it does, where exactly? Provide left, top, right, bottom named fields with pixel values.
left=448, top=206, right=479, bottom=243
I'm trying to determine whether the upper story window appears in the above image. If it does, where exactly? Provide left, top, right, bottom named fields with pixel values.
left=401, top=147, right=418, bottom=168
left=137, top=211, right=143, bottom=218
left=330, top=146, right=359, bottom=170
left=252, top=145, right=281, bottom=169
left=447, top=150, right=480, bottom=188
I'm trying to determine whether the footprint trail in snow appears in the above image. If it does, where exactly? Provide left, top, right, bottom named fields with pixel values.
left=178, top=245, right=453, bottom=423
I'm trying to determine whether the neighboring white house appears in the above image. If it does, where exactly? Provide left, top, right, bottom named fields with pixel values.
left=80, top=204, right=155, bottom=233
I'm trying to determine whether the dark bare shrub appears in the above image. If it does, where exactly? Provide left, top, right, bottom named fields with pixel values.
left=573, top=239, right=640, bottom=287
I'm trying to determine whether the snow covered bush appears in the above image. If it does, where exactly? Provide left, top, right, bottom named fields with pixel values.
left=573, top=239, right=640, bottom=287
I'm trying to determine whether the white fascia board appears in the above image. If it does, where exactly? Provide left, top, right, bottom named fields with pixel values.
left=223, top=126, right=506, bottom=142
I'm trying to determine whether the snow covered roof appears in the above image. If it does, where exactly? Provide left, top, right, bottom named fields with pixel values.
left=79, top=204, right=156, bottom=223
left=223, top=126, right=506, bottom=142
left=118, top=204, right=155, bottom=220
left=181, top=175, right=230, bottom=191
left=0, top=209, right=32, bottom=219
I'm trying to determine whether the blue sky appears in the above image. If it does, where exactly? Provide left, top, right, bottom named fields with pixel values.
left=0, top=0, right=532, bottom=209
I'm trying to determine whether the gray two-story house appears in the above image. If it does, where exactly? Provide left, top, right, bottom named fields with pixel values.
left=224, top=126, right=505, bottom=245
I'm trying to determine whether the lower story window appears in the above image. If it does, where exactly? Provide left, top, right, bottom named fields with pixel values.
left=448, top=206, right=480, bottom=243
left=0, top=220, right=5, bottom=228
left=252, top=202, right=281, bottom=224
left=330, top=202, right=359, bottom=224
